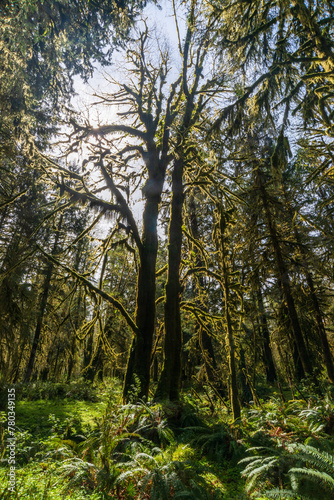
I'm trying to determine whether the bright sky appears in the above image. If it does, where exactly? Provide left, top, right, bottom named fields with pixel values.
left=69, top=0, right=187, bottom=237
left=72, top=0, right=184, bottom=125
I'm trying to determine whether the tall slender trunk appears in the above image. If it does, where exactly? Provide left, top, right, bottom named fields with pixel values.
left=24, top=215, right=63, bottom=382
left=156, top=158, right=184, bottom=401
left=11, top=340, right=25, bottom=383
left=225, top=295, right=241, bottom=420
left=52, top=345, right=61, bottom=380
left=253, top=271, right=277, bottom=383
left=293, top=228, right=334, bottom=382
left=281, top=186, right=334, bottom=383
left=304, top=269, right=334, bottom=383
left=85, top=337, right=104, bottom=382
left=256, top=168, right=313, bottom=378
left=216, top=207, right=241, bottom=420
left=189, top=194, right=217, bottom=382
left=40, top=348, right=53, bottom=381
left=67, top=294, right=82, bottom=382
left=277, top=295, right=305, bottom=381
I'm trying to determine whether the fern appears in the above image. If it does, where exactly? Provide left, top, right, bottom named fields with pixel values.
left=263, top=489, right=299, bottom=498
left=286, top=444, right=334, bottom=499
left=58, top=457, right=99, bottom=492
left=290, top=467, right=334, bottom=491
left=184, top=424, right=236, bottom=462
left=239, top=445, right=293, bottom=495
left=291, top=443, right=334, bottom=476
left=259, top=444, right=334, bottom=500
left=116, top=450, right=188, bottom=499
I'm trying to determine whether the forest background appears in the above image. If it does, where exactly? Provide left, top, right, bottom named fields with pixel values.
left=1, top=0, right=334, bottom=498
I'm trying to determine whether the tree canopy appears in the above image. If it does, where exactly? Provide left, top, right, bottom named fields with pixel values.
left=1, top=0, right=334, bottom=425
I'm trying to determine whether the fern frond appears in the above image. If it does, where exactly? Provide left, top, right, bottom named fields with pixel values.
left=245, top=458, right=279, bottom=492
left=116, top=466, right=148, bottom=483
left=290, top=467, right=334, bottom=491
left=264, top=488, right=299, bottom=498
left=292, top=444, right=334, bottom=476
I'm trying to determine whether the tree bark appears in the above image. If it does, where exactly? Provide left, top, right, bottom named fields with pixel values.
left=189, top=194, right=218, bottom=382
left=123, top=185, right=162, bottom=401
left=155, top=158, right=184, bottom=401
left=253, top=271, right=277, bottom=383
left=216, top=207, right=241, bottom=420
left=293, top=227, right=334, bottom=383
left=256, top=168, right=313, bottom=378
left=282, top=183, right=334, bottom=383
left=24, top=215, right=63, bottom=382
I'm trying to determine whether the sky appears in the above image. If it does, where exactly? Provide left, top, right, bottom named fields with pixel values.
left=68, top=0, right=188, bottom=237
left=72, top=0, right=184, bottom=125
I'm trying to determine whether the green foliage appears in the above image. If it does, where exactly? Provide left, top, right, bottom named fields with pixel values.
left=240, top=445, right=293, bottom=496
left=240, top=396, right=334, bottom=449
left=117, top=451, right=188, bottom=499
left=240, top=439, right=334, bottom=499
left=183, top=423, right=239, bottom=463
left=9, top=384, right=334, bottom=499
left=287, top=444, right=334, bottom=500
left=1, top=384, right=251, bottom=498
left=15, top=380, right=99, bottom=402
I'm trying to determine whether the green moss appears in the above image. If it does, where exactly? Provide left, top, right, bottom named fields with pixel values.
left=16, top=399, right=107, bottom=437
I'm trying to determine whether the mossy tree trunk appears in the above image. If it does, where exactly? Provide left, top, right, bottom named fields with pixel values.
left=155, top=157, right=184, bottom=401
left=155, top=0, right=218, bottom=401
left=214, top=206, right=241, bottom=420
left=188, top=193, right=218, bottom=382
left=24, top=215, right=63, bottom=383
left=253, top=271, right=277, bottom=383
left=123, top=189, right=161, bottom=400
left=282, top=185, right=334, bottom=384
left=256, top=167, right=313, bottom=379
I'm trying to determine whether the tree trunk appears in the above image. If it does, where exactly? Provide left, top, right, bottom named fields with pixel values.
left=294, top=227, right=334, bottom=384
left=85, top=336, right=104, bottom=382
left=253, top=271, right=277, bottom=383
left=24, top=215, right=63, bottom=382
left=256, top=168, right=313, bottom=378
left=155, top=158, right=184, bottom=401
left=283, top=186, right=334, bottom=383
left=123, top=191, right=161, bottom=401
left=216, top=207, right=241, bottom=420
left=188, top=194, right=218, bottom=382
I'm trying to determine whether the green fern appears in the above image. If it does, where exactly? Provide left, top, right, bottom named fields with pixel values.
left=287, top=444, right=334, bottom=499
left=263, top=489, right=299, bottom=498
left=184, top=424, right=236, bottom=462
left=117, top=451, right=188, bottom=499
left=239, top=445, right=294, bottom=496
left=240, top=443, right=334, bottom=498
left=58, top=457, right=100, bottom=492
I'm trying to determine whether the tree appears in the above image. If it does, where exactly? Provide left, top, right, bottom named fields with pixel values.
left=39, top=26, right=179, bottom=400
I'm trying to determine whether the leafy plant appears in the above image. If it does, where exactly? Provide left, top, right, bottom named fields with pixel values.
left=117, top=449, right=223, bottom=500
left=239, top=445, right=293, bottom=495
left=184, top=424, right=238, bottom=463
left=287, top=444, right=334, bottom=500
left=14, top=380, right=99, bottom=402
left=241, top=444, right=334, bottom=499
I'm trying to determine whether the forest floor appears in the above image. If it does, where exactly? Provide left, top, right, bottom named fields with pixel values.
left=1, top=379, right=334, bottom=499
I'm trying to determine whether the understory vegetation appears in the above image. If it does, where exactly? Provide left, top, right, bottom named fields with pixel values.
left=1, top=0, right=334, bottom=497
left=1, top=380, right=334, bottom=499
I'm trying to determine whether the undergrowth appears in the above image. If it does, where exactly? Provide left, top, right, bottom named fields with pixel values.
left=1, top=379, right=334, bottom=499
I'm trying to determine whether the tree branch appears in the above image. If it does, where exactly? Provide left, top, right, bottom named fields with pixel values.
left=36, top=245, right=139, bottom=334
